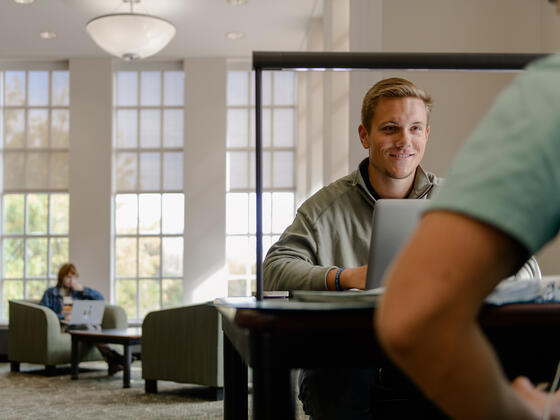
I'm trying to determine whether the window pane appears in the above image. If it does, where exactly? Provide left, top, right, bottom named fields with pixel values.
left=139, top=109, right=160, bottom=148
left=162, top=193, right=184, bottom=234
left=272, top=192, right=295, bottom=234
left=28, top=109, right=49, bottom=147
left=49, top=151, right=69, bottom=190
left=273, top=109, right=295, bottom=147
left=3, top=194, right=24, bottom=234
left=227, top=71, right=248, bottom=106
left=228, top=279, right=247, bottom=297
left=49, top=237, right=68, bottom=277
left=27, top=280, right=47, bottom=300
left=25, top=152, right=49, bottom=189
left=4, top=109, right=25, bottom=148
left=27, top=238, right=47, bottom=277
left=5, top=71, right=25, bottom=106
left=162, top=152, right=183, bottom=190
left=250, top=108, right=271, bottom=148
left=50, top=194, right=69, bottom=234
left=273, top=71, right=296, bottom=105
left=28, top=71, right=49, bottom=106
left=116, top=279, right=136, bottom=320
left=162, top=237, right=183, bottom=276
left=27, top=194, right=48, bottom=234
left=226, top=193, right=248, bottom=234
left=117, top=72, right=138, bottom=106
left=3, top=281, right=24, bottom=319
left=116, top=237, right=137, bottom=277
left=227, top=109, right=248, bottom=148
left=116, top=152, right=137, bottom=191
left=162, top=279, right=182, bottom=308
left=250, top=151, right=271, bottom=189
left=139, top=152, right=160, bottom=190
left=163, top=71, right=184, bottom=106
left=3, top=239, right=24, bottom=278
left=226, top=236, right=249, bottom=275
left=140, top=71, right=161, bottom=106
left=139, top=279, right=159, bottom=318
left=139, top=237, right=160, bottom=277
left=163, top=109, right=183, bottom=147
left=139, top=194, right=161, bottom=234
left=272, top=151, right=294, bottom=188
left=227, top=151, right=248, bottom=190
left=52, top=71, right=69, bottom=106
left=51, top=109, right=69, bottom=148
left=3, top=152, right=25, bottom=190
left=115, top=194, right=138, bottom=234
left=116, top=109, right=138, bottom=148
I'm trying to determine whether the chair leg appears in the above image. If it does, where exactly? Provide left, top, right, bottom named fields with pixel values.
left=10, top=361, right=20, bottom=372
left=45, top=365, right=57, bottom=376
left=145, top=379, right=157, bottom=394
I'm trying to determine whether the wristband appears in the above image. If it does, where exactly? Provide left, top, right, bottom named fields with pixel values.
left=335, top=268, right=345, bottom=291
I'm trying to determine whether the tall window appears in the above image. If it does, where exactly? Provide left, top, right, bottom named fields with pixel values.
left=0, top=69, right=70, bottom=320
left=226, top=70, right=297, bottom=296
left=113, top=70, right=185, bottom=321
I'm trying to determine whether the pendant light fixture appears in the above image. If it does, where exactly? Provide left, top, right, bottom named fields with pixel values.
left=86, top=0, right=176, bottom=60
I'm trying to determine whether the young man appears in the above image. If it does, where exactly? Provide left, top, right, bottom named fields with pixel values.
left=375, top=1, right=560, bottom=418
left=264, top=78, right=444, bottom=419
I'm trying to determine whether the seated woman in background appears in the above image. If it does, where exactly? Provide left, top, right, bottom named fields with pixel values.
left=39, top=262, right=103, bottom=321
left=39, top=262, right=124, bottom=375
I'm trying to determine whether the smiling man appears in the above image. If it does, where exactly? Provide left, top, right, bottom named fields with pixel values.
left=264, top=78, right=444, bottom=419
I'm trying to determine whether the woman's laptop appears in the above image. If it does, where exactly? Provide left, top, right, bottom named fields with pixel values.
left=292, top=199, right=428, bottom=302
left=64, top=300, right=106, bottom=326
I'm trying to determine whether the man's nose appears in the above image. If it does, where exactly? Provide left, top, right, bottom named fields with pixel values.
left=394, top=129, right=412, bottom=147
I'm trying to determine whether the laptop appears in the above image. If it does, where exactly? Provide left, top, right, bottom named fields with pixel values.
left=65, top=300, right=106, bottom=326
left=292, top=199, right=428, bottom=303
left=365, top=199, right=429, bottom=289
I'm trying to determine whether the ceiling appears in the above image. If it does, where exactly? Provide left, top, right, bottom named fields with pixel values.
left=0, top=0, right=321, bottom=61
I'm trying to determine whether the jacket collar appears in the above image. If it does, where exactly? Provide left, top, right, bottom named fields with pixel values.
left=353, top=158, right=433, bottom=201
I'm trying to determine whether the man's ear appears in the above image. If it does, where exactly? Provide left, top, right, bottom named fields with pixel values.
left=358, top=124, right=369, bottom=149
left=426, top=125, right=430, bottom=141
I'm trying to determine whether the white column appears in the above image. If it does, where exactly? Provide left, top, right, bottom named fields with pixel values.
left=68, top=58, right=113, bottom=300
left=183, top=58, right=227, bottom=303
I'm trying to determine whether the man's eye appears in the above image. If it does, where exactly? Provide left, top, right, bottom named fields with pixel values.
left=382, top=126, right=396, bottom=132
left=411, top=126, right=422, bottom=133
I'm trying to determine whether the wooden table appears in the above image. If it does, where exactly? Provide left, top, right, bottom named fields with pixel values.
left=215, top=298, right=560, bottom=420
left=69, top=328, right=142, bottom=388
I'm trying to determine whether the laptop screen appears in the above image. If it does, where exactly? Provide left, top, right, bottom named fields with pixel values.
left=365, top=199, right=428, bottom=289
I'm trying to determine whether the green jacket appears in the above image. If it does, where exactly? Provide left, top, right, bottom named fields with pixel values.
left=263, top=159, right=443, bottom=291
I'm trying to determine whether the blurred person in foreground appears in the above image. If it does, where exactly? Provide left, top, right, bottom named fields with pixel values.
left=375, top=1, right=560, bottom=418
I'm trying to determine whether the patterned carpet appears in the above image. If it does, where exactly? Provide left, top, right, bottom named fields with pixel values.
left=0, top=361, right=306, bottom=419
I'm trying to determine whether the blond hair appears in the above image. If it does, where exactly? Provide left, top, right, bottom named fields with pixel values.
left=361, top=77, right=433, bottom=132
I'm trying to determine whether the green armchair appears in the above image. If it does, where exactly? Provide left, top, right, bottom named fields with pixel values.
left=8, top=300, right=127, bottom=374
left=142, top=303, right=223, bottom=398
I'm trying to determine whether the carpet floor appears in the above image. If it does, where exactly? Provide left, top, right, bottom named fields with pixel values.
left=0, top=361, right=307, bottom=419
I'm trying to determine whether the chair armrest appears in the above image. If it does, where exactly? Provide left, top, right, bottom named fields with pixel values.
left=101, top=305, right=127, bottom=329
left=8, top=300, right=66, bottom=364
left=142, top=303, right=223, bottom=387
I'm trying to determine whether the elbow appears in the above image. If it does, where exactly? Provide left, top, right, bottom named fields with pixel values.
left=375, top=306, right=423, bottom=364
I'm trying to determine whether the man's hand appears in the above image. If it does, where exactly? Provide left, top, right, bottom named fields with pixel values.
left=70, top=278, right=84, bottom=292
left=326, top=265, right=368, bottom=290
left=512, top=376, right=560, bottom=419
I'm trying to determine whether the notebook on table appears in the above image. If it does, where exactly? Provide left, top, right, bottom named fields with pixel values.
left=292, top=199, right=428, bottom=303
left=62, top=300, right=106, bottom=326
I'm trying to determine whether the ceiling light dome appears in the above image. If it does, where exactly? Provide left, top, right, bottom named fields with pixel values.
left=86, top=13, right=176, bottom=60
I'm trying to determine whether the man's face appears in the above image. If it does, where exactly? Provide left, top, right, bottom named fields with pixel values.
left=359, top=96, right=430, bottom=183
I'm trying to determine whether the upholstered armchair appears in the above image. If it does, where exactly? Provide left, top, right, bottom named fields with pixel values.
left=141, top=302, right=223, bottom=399
left=8, top=300, right=127, bottom=374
